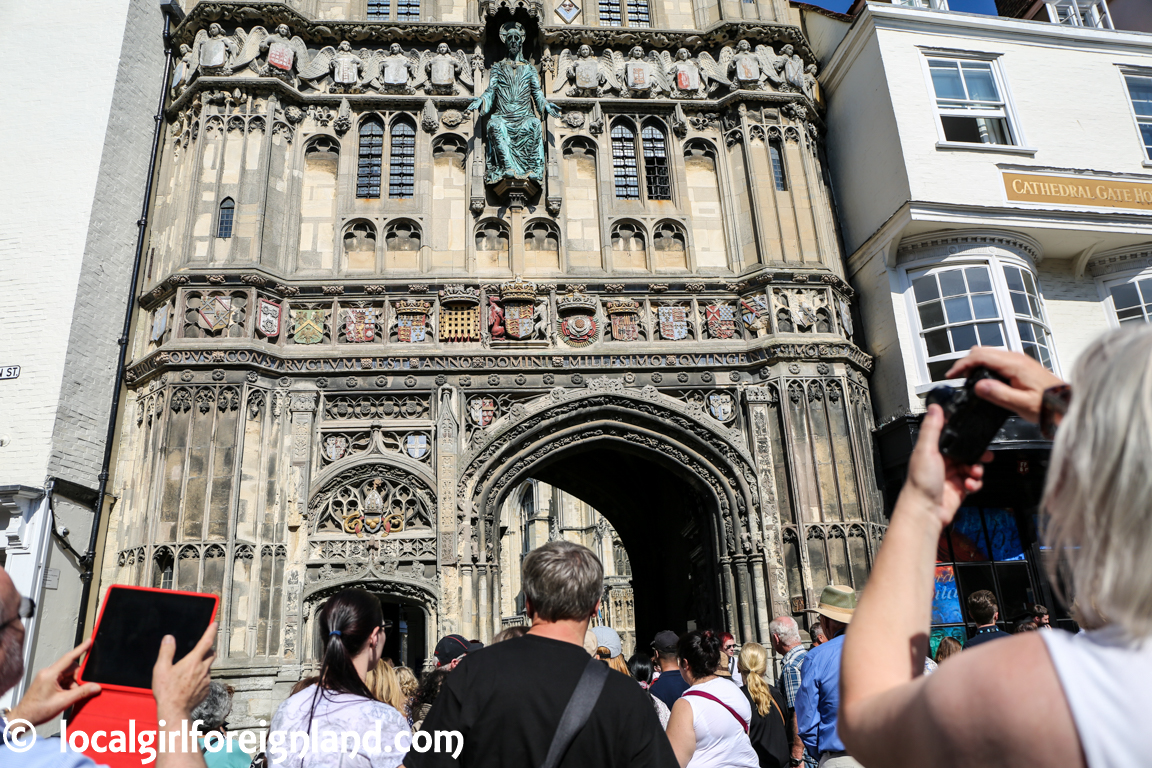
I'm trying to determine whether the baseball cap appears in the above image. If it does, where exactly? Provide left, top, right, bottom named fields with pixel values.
left=434, top=634, right=483, bottom=666
left=592, top=626, right=622, bottom=658
left=651, top=630, right=680, bottom=653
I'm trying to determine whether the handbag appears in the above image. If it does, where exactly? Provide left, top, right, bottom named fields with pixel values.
left=539, top=657, right=611, bottom=768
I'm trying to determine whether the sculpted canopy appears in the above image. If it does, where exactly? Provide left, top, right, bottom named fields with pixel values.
left=466, top=22, right=561, bottom=186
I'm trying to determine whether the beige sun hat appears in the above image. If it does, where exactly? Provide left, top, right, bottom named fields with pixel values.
left=803, top=584, right=857, bottom=624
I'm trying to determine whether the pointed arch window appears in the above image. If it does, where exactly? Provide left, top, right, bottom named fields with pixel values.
left=768, top=140, right=787, bottom=192
left=357, top=118, right=385, bottom=198
left=641, top=123, right=671, bottom=200
left=216, top=198, right=235, bottom=238
left=611, top=123, right=640, bottom=200
left=389, top=119, right=416, bottom=199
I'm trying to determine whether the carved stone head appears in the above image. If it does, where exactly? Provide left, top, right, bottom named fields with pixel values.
left=437, top=42, right=449, bottom=55
left=499, top=21, right=525, bottom=54
left=276, top=24, right=290, bottom=37
left=629, top=46, right=644, bottom=60
left=806, top=63, right=817, bottom=75
left=208, top=23, right=224, bottom=37
left=390, top=43, right=402, bottom=55
left=338, top=40, right=351, bottom=52
left=578, top=44, right=592, bottom=58
left=676, top=48, right=690, bottom=61
left=180, top=43, right=191, bottom=55
left=736, top=39, right=751, bottom=53
left=781, top=44, right=794, bottom=56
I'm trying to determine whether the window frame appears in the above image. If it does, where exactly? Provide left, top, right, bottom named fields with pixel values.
left=356, top=117, right=385, bottom=199
left=1098, top=265, right=1152, bottom=329
left=900, top=251, right=1058, bottom=388
left=216, top=198, right=235, bottom=239
left=918, top=50, right=1027, bottom=152
left=363, top=0, right=420, bottom=20
left=1043, top=0, right=1113, bottom=28
left=894, top=0, right=949, bottom=8
left=388, top=118, right=416, bottom=199
left=1119, top=68, right=1152, bottom=164
left=596, top=0, right=651, bottom=27
left=610, top=118, right=674, bottom=203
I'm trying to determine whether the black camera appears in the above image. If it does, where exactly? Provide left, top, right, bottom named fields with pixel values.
left=925, top=366, right=1011, bottom=464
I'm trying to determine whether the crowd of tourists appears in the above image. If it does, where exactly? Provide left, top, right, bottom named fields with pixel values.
left=2, top=331, right=1152, bottom=768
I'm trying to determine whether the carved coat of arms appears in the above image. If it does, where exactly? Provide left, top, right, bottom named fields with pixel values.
left=198, top=296, right=234, bottom=332
left=626, top=60, right=649, bottom=90
left=291, top=308, right=326, bottom=344
left=323, top=435, right=348, bottom=462
left=791, top=295, right=818, bottom=330
left=267, top=42, right=295, bottom=71
left=575, top=59, right=599, bottom=90
left=344, top=308, right=377, bottom=343
left=468, top=397, right=497, bottom=427
left=200, top=39, right=227, bottom=68
left=396, top=303, right=429, bottom=343
left=557, top=292, right=599, bottom=347
left=839, top=298, right=854, bottom=337
left=708, top=392, right=735, bottom=422
left=657, top=306, right=689, bottom=341
left=151, top=309, right=168, bottom=343
left=607, top=300, right=641, bottom=342
left=345, top=479, right=405, bottom=537
left=740, top=295, right=770, bottom=336
left=405, top=434, right=429, bottom=460
left=503, top=301, right=535, bottom=340
left=258, top=298, right=281, bottom=337
left=704, top=303, right=736, bottom=340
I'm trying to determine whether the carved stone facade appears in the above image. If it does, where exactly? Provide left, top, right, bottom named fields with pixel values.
left=98, top=0, right=884, bottom=726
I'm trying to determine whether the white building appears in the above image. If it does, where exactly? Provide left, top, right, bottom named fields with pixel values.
left=0, top=0, right=168, bottom=714
left=806, top=1, right=1152, bottom=645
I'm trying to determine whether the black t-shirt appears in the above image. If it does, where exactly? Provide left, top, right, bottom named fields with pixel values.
left=742, top=683, right=791, bottom=768
left=965, top=626, right=1010, bottom=649
left=404, top=634, right=678, bottom=768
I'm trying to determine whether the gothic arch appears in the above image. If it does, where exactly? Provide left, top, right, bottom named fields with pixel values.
left=308, top=459, right=437, bottom=535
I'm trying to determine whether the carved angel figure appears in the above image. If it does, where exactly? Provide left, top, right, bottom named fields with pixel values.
left=780, top=44, right=806, bottom=93
left=552, top=45, right=620, bottom=98
left=666, top=47, right=731, bottom=99
left=417, top=43, right=475, bottom=96
left=361, top=43, right=417, bottom=94
left=294, top=40, right=366, bottom=92
left=231, top=25, right=310, bottom=79
left=802, top=63, right=819, bottom=101
left=171, top=43, right=196, bottom=95
left=191, top=23, right=240, bottom=75
left=726, top=39, right=785, bottom=91
left=605, top=46, right=669, bottom=98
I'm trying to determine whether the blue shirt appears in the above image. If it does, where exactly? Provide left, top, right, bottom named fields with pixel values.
left=0, top=738, right=97, bottom=768
left=649, top=668, right=689, bottom=709
left=796, top=634, right=846, bottom=760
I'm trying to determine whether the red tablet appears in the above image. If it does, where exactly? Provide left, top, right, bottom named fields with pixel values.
left=67, top=585, right=218, bottom=768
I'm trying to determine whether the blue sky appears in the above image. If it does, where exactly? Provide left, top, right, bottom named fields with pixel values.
left=803, top=0, right=999, bottom=14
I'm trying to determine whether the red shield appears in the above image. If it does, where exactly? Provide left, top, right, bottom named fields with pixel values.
left=344, top=308, right=377, bottom=343
left=268, top=42, right=294, bottom=71
left=611, top=313, right=639, bottom=342
left=658, top=306, right=689, bottom=341
left=704, top=304, right=735, bottom=340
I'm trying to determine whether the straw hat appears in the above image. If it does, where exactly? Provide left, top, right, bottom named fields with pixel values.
left=803, top=584, right=857, bottom=624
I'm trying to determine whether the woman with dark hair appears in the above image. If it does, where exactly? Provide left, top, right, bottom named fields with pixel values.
left=268, top=589, right=409, bottom=768
left=410, top=667, right=451, bottom=731
left=665, top=630, right=758, bottom=768
left=628, top=652, right=655, bottom=689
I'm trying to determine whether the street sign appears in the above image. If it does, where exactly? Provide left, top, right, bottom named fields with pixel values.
left=0, top=365, right=19, bottom=380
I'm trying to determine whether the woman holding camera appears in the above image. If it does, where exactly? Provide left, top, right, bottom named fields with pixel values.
left=839, top=331, right=1152, bottom=768
left=268, top=589, right=409, bottom=768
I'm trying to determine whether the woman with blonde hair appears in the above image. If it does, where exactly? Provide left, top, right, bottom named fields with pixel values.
left=737, top=642, right=790, bottom=768
left=365, top=657, right=408, bottom=716
left=393, top=666, right=419, bottom=723
left=840, top=332, right=1152, bottom=768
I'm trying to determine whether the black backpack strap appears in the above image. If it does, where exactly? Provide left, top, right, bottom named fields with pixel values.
left=539, top=657, right=611, bottom=768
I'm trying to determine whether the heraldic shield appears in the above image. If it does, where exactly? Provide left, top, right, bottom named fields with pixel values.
left=292, top=309, right=326, bottom=344
left=344, top=308, right=377, bottom=343
left=267, top=42, right=294, bottom=71
left=503, top=301, right=534, bottom=339
left=704, top=303, right=736, bottom=340
left=707, top=392, right=734, bottom=422
left=658, top=306, right=689, bottom=341
left=398, top=314, right=427, bottom=343
left=468, top=396, right=497, bottom=427
left=560, top=314, right=597, bottom=347
left=258, top=299, right=281, bottom=337
left=198, top=296, right=234, bottom=332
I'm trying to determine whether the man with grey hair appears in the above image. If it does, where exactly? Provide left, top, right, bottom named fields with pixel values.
left=770, top=615, right=810, bottom=768
left=0, top=567, right=214, bottom=768
left=191, top=681, right=250, bottom=768
left=405, top=540, right=676, bottom=767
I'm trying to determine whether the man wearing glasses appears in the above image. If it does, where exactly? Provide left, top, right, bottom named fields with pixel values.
left=0, top=567, right=213, bottom=768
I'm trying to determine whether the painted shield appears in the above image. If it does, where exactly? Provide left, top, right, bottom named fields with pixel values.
left=198, top=296, right=233, bottom=332
left=344, top=308, right=377, bottom=343
left=333, top=57, right=358, bottom=84
left=575, top=59, right=599, bottom=90
left=740, top=295, right=768, bottom=328
left=430, top=58, right=455, bottom=86
left=258, top=298, right=281, bottom=337
left=292, top=309, right=326, bottom=344
left=556, top=0, right=581, bottom=22
left=268, top=42, right=294, bottom=71
left=735, top=55, right=760, bottom=82
left=200, top=39, right=227, bottom=68
left=561, top=314, right=598, bottom=346
left=171, top=60, right=188, bottom=90
left=397, top=314, right=427, bottom=343
left=625, top=61, right=649, bottom=89
left=323, top=435, right=349, bottom=462
left=708, top=392, right=734, bottom=422
left=704, top=304, right=736, bottom=340
left=405, top=434, right=429, bottom=460
left=384, top=58, right=408, bottom=85
left=503, top=301, right=534, bottom=340
left=610, top=313, right=639, bottom=342
left=676, top=64, right=700, bottom=92
left=151, top=309, right=168, bottom=342
left=793, top=298, right=818, bottom=329
left=468, top=397, right=497, bottom=427
left=658, top=306, right=689, bottom=341
left=839, top=298, right=854, bottom=337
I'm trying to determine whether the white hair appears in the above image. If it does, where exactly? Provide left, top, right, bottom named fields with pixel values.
left=769, top=616, right=801, bottom=645
left=1044, top=326, right=1152, bottom=638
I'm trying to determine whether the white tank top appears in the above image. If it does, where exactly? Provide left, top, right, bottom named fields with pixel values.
left=1042, top=626, right=1152, bottom=768
left=682, top=677, right=759, bottom=768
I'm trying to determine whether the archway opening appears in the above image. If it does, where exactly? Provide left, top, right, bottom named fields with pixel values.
left=496, top=441, right=724, bottom=650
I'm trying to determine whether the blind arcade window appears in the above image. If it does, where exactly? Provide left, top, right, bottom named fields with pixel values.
left=1124, top=74, right=1152, bottom=161
left=913, top=265, right=1006, bottom=381
left=927, top=58, right=1015, bottom=146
